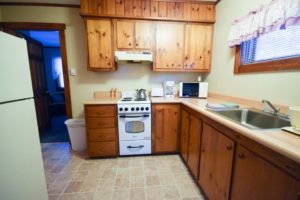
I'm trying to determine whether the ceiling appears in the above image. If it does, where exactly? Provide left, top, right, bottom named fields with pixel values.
left=18, top=30, right=60, bottom=47
left=0, top=0, right=218, bottom=6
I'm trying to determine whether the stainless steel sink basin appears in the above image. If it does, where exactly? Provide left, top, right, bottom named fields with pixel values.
left=211, top=108, right=290, bottom=129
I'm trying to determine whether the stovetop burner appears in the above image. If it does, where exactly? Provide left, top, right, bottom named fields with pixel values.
left=134, top=98, right=147, bottom=101
left=121, top=97, right=133, bottom=101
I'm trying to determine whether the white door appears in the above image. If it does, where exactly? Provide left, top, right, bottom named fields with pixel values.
left=0, top=99, right=48, bottom=200
left=0, top=32, right=33, bottom=103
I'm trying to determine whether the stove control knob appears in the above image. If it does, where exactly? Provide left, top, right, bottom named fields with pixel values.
left=131, top=107, right=135, bottom=111
left=141, top=107, right=144, bottom=111
left=119, top=107, right=123, bottom=112
left=125, top=107, right=128, bottom=111
left=136, top=107, right=140, bottom=111
left=145, top=107, right=149, bottom=111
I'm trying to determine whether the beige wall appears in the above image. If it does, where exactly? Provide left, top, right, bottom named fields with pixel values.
left=206, top=0, right=300, bottom=106
left=0, top=6, right=199, bottom=118
left=0, top=7, right=2, bottom=21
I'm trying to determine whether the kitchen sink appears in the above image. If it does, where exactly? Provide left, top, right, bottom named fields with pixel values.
left=211, top=108, right=290, bottom=129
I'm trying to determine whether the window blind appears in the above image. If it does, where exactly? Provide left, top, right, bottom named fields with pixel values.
left=241, top=25, right=300, bottom=65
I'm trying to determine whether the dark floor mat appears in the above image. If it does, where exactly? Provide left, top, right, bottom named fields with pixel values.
left=40, top=116, right=70, bottom=143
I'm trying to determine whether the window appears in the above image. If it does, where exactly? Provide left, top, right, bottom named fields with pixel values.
left=234, top=25, right=300, bottom=73
left=52, top=57, right=64, bottom=88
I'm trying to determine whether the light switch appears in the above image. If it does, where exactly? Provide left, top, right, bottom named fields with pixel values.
left=69, top=68, right=77, bottom=76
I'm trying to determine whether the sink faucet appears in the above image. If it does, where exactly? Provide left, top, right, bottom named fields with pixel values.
left=262, top=99, right=280, bottom=116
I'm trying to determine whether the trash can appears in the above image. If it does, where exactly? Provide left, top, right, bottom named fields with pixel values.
left=65, top=119, right=87, bottom=151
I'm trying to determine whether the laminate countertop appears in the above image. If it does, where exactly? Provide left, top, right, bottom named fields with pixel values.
left=85, top=96, right=300, bottom=164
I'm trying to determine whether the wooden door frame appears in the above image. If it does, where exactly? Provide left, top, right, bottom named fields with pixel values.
left=0, top=22, right=73, bottom=118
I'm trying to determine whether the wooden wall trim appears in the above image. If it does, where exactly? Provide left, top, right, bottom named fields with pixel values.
left=0, top=2, right=80, bottom=8
left=0, top=22, right=73, bottom=118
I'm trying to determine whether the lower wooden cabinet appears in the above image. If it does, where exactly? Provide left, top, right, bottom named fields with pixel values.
left=180, top=109, right=190, bottom=162
left=152, top=104, right=180, bottom=153
left=231, top=145, right=300, bottom=200
left=84, top=105, right=118, bottom=157
left=187, top=114, right=202, bottom=178
left=198, top=123, right=235, bottom=200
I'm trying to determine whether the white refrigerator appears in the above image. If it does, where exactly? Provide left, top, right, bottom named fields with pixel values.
left=0, top=32, right=48, bottom=199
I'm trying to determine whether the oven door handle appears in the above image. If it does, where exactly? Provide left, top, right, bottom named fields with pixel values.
left=119, top=114, right=150, bottom=118
left=127, top=145, right=144, bottom=149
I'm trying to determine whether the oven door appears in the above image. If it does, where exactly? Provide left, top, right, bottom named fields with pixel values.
left=118, top=114, right=151, bottom=141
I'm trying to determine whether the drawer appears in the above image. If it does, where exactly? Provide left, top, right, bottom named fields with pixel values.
left=88, top=128, right=116, bottom=142
left=85, top=105, right=116, bottom=117
left=86, top=117, right=116, bottom=128
left=88, top=141, right=117, bottom=157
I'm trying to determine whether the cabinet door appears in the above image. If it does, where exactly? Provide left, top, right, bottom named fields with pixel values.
left=180, top=109, right=189, bottom=162
left=184, top=24, right=213, bottom=71
left=199, top=123, right=234, bottom=200
left=231, top=145, right=300, bottom=200
left=116, top=20, right=134, bottom=49
left=187, top=114, right=202, bottom=178
left=86, top=19, right=114, bottom=70
left=155, top=22, right=184, bottom=70
left=153, top=104, right=180, bottom=153
left=135, top=21, right=153, bottom=50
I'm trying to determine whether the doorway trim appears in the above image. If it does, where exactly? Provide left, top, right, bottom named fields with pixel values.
left=0, top=22, right=73, bottom=118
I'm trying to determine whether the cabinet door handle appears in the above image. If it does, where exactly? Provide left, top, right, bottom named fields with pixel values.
left=238, top=153, right=245, bottom=159
left=226, top=145, right=233, bottom=150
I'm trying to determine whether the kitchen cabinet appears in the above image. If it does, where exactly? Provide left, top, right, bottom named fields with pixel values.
left=152, top=104, right=180, bottom=153
left=187, top=114, right=202, bottom=178
left=85, top=105, right=118, bottom=157
left=154, top=22, right=184, bottom=71
left=198, top=123, right=235, bottom=200
left=184, top=24, right=213, bottom=71
left=180, top=109, right=189, bottom=162
left=231, top=145, right=300, bottom=200
left=115, top=20, right=153, bottom=50
left=85, top=19, right=115, bottom=71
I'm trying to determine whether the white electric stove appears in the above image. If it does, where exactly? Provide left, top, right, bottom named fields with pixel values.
left=117, top=91, right=152, bottom=156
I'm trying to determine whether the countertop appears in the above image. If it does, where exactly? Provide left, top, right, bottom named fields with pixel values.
left=84, top=96, right=300, bottom=164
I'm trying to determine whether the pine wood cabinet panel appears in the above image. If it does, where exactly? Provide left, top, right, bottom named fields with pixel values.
left=124, top=0, right=133, bottom=16
left=231, top=145, right=300, bottom=200
left=187, top=114, right=202, bottom=178
left=184, top=24, right=213, bottom=71
left=155, top=22, right=184, bottom=70
left=180, top=109, right=189, bottom=162
left=153, top=104, right=180, bottom=153
left=86, top=19, right=115, bottom=71
left=135, top=21, right=153, bottom=49
left=88, top=128, right=116, bottom=142
left=142, top=0, right=151, bottom=17
left=85, top=105, right=116, bottom=117
left=116, top=0, right=125, bottom=16
left=116, top=20, right=135, bottom=49
left=89, top=141, right=117, bottom=157
left=199, top=123, right=235, bottom=200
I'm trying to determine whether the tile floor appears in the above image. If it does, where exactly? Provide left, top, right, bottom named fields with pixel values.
left=42, top=143, right=204, bottom=200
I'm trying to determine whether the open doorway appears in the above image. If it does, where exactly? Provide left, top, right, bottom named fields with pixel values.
left=0, top=23, right=72, bottom=143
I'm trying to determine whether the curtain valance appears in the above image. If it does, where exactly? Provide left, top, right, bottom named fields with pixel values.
left=228, top=0, right=300, bottom=47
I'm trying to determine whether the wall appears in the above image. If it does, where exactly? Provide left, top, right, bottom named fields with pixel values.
left=206, top=0, right=300, bottom=106
left=0, top=6, right=199, bottom=118
left=0, top=7, right=2, bottom=21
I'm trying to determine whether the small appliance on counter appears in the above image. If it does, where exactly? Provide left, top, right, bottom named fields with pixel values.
left=163, top=81, right=176, bottom=98
left=179, top=82, right=208, bottom=98
left=151, top=87, right=164, bottom=97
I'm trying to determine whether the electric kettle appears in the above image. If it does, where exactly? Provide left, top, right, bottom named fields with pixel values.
left=136, top=89, right=147, bottom=100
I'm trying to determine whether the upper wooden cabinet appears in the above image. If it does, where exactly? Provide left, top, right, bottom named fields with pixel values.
left=231, top=145, right=300, bottom=200
left=184, top=24, right=213, bottom=71
left=80, top=0, right=216, bottom=23
left=152, top=104, right=180, bottom=153
left=154, top=22, right=184, bottom=71
left=199, top=123, right=235, bottom=200
left=85, top=19, right=115, bottom=71
left=115, top=20, right=153, bottom=50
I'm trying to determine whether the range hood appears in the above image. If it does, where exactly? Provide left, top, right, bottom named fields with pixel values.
left=115, top=51, right=153, bottom=63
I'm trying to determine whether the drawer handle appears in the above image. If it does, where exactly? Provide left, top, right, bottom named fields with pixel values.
left=127, top=145, right=144, bottom=149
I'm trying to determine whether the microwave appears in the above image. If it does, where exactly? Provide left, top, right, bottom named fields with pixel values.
left=179, top=82, right=208, bottom=98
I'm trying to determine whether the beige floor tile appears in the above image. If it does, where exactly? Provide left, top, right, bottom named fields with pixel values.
left=162, top=185, right=181, bottom=200
left=77, top=192, right=94, bottom=200
left=173, top=173, right=193, bottom=185
left=159, top=175, right=176, bottom=186
left=48, top=181, right=69, bottom=195
left=176, top=184, right=200, bottom=199
left=81, top=179, right=99, bottom=192
left=129, top=176, right=145, bottom=188
left=146, top=186, right=164, bottom=200
left=130, top=188, right=145, bottom=200
left=94, top=189, right=113, bottom=200
left=63, top=181, right=84, bottom=193
left=112, top=189, right=130, bottom=200
left=101, top=169, right=117, bottom=179
left=114, top=178, right=130, bottom=189
left=48, top=194, right=59, bottom=200
left=116, top=168, right=130, bottom=178
left=129, top=167, right=144, bottom=177
left=130, top=159, right=144, bottom=168
left=146, top=176, right=160, bottom=187
left=144, top=166, right=158, bottom=176
left=72, top=170, right=89, bottom=181
left=97, top=178, right=115, bottom=191
left=59, top=193, right=78, bottom=200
